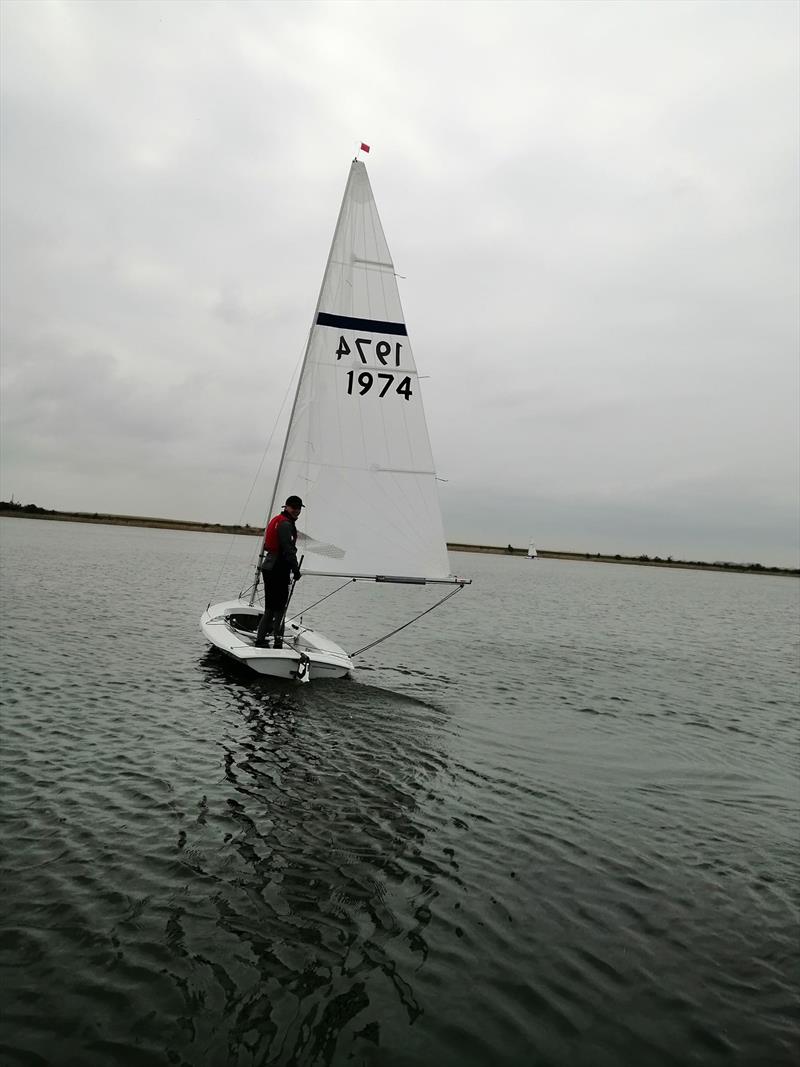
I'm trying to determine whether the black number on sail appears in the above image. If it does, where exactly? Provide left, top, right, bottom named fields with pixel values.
left=346, top=370, right=375, bottom=395
left=343, top=368, right=413, bottom=400
left=337, top=337, right=402, bottom=366
left=376, top=341, right=391, bottom=365
left=396, top=376, right=412, bottom=400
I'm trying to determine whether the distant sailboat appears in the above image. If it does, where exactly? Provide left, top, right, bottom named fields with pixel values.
left=527, top=539, right=537, bottom=560
left=201, top=156, right=469, bottom=681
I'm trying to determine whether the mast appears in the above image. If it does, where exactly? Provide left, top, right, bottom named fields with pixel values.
left=249, top=162, right=360, bottom=606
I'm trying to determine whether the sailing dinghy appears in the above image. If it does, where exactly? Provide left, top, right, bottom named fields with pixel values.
left=201, top=157, right=468, bottom=681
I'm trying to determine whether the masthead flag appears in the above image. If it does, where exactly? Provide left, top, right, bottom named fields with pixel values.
left=360, top=142, right=371, bottom=153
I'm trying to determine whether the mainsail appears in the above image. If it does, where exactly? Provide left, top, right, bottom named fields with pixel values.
left=270, top=161, right=452, bottom=581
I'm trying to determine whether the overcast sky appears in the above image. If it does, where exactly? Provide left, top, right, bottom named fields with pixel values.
left=1, top=0, right=798, bottom=566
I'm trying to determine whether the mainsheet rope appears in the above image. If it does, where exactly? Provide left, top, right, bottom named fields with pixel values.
left=350, top=583, right=465, bottom=658
left=288, top=578, right=357, bottom=621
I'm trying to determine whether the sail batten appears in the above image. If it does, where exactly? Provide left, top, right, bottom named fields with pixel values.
left=271, top=160, right=452, bottom=581
left=284, top=459, right=434, bottom=475
left=352, top=256, right=395, bottom=267
left=312, top=362, right=418, bottom=374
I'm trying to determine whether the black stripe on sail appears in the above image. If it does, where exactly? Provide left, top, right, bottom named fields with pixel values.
left=316, top=312, right=407, bottom=335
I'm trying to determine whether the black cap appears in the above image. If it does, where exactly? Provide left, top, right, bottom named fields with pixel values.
left=285, top=495, right=304, bottom=509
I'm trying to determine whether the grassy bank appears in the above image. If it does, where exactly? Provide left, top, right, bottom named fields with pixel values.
left=447, top=542, right=798, bottom=576
left=1, top=506, right=797, bottom=576
left=0, top=506, right=259, bottom=537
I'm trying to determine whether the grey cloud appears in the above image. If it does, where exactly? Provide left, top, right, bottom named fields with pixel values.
left=1, top=0, right=797, bottom=565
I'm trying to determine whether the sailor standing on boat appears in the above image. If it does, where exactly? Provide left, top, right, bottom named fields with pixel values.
left=253, top=495, right=303, bottom=648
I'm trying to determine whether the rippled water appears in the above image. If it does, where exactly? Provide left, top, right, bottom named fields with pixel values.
left=1, top=516, right=798, bottom=1066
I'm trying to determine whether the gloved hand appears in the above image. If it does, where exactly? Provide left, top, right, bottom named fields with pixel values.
left=294, top=570, right=302, bottom=580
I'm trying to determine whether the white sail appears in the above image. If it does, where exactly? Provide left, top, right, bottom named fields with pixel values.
left=271, top=161, right=452, bottom=581
left=527, top=540, right=537, bottom=559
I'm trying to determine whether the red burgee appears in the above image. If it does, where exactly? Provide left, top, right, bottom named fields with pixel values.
left=360, top=142, right=370, bottom=153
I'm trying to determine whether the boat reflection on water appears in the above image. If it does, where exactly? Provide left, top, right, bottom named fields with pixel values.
left=181, top=652, right=457, bottom=1062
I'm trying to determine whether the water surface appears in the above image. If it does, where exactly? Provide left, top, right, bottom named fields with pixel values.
left=1, top=517, right=798, bottom=1066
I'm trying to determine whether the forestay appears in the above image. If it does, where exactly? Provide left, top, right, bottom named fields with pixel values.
left=271, top=161, right=453, bottom=582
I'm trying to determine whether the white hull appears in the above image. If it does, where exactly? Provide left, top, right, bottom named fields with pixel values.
left=201, top=600, right=353, bottom=681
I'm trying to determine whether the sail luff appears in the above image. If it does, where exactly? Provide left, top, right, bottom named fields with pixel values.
left=247, top=164, right=362, bottom=607
left=267, top=162, right=361, bottom=521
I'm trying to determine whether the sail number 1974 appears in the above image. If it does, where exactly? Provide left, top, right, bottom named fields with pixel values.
left=336, top=335, right=413, bottom=401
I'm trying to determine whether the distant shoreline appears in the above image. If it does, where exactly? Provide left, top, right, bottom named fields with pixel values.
left=1, top=507, right=797, bottom=576
left=446, top=542, right=798, bottom=576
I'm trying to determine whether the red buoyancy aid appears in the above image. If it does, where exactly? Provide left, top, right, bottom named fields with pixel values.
left=264, top=511, right=296, bottom=554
